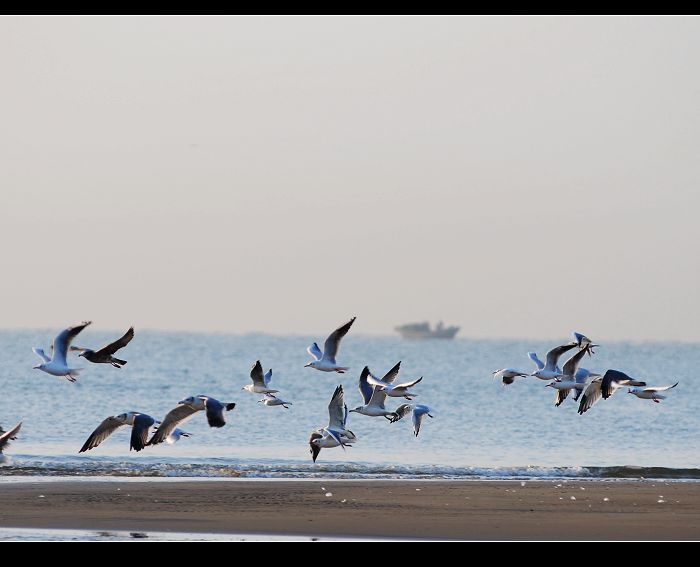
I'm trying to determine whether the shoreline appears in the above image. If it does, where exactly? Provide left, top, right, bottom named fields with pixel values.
left=1, top=480, right=698, bottom=540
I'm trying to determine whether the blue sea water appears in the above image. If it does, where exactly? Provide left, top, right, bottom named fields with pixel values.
left=1, top=330, right=698, bottom=480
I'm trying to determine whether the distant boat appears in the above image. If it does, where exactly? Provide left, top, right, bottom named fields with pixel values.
left=395, top=321, right=459, bottom=339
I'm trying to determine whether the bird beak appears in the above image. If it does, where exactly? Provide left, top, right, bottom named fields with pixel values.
left=33, top=365, right=40, bottom=370
left=304, top=363, right=311, bottom=368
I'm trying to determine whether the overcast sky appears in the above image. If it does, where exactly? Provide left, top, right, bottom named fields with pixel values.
left=1, top=17, right=699, bottom=340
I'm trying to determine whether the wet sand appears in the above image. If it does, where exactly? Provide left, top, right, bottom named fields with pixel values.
left=1, top=480, right=698, bottom=540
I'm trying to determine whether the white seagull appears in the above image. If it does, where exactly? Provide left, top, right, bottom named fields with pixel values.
left=628, top=382, right=679, bottom=403
left=348, top=367, right=400, bottom=419
left=492, top=368, right=528, bottom=386
left=528, top=343, right=578, bottom=381
left=573, top=331, right=598, bottom=354
left=0, top=422, right=22, bottom=464
left=33, top=321, right=92, bottom=382
left=147, top=396, right=236, bottom=446
left=258, top=394, right=293, bottom=409
left=390, top=404, right=434, bottom=437
left=79, top=412, right=191, bottom=453
left=309, top=384, right=357, bottom=463
left=243, top=360, right=278, bottom=394
left=365, top=361, right=423, bottom=399
left=305, top=317, right=356, bottom=373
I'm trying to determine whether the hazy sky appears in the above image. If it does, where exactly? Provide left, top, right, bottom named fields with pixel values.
left=2, top=17, right=699, bottom=340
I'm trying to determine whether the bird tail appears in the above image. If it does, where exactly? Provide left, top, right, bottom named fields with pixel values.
left=112, top=357, right=127, bottom=366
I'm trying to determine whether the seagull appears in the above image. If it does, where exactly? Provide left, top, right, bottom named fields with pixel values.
left=309, top=384, right=356, bottom=463
left=71, top=327, right=134, bottom=368
left=365, top=361, right=423, bottom=399
left=33, top=321, right=92, bottom=381
left=573, top=332, right=598, bottom=354
left=258, top=394, right=292, bottom=409
left=577, top=369, right=647, bottom=415
left=628, top=382, right=679, bottom=403
left=492, top=368, right=528, bottom=386
left=546, top=346, right=597, bottom=406
left=390, top=404, right=434, bottom=437
left=147, top=396, right=236, bottom=446
left=529, top=343, right=578, bottom=381
left=0, top=422, right=22, bottom=463
left=305, top=317, right=356, bottom=373
left=348, top=367, right=399, bottom=419
left=242, top=361, right=278, bottom=394
left=79, top=412, right=169, bottom=453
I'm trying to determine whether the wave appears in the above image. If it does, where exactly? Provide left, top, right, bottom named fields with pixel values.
left=2, top=455, right=699, bottom=480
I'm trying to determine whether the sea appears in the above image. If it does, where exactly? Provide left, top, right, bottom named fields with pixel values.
left=1, top=330, right=698, bottom=481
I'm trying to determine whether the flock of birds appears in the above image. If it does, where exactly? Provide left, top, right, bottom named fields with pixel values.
left=0, top=322, right=679, bottom=464
left=492, top=331, right=679, bottom=413
left=1, top=317, right=436, bottom=464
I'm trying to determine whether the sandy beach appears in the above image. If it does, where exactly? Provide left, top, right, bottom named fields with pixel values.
left=0, top=480, right=698, bottom=540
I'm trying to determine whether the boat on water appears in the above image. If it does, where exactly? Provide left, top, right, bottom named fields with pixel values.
left=394, top=321, right=459, bottom=339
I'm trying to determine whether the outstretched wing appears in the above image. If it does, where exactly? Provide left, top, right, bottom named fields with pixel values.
left=0, top=422, right=22, bottom=452
left=561, top=347, right=589, bottom=378
left=307, top=343, right=323, bottom=361
left=527, top=352, right=545, bottom=371
left=544, top=343, right=577, bottom=372
left=53, top=321, right=92, bottom=366
left=321, top=317, right=356, bottom=363
left=358, top=367, right=374, bottom=405
left=381, top=361, right=401, bottom=385
left=250, top=360, right=265, bottom=387
left=130, top=413, right=155, bottom=452
left=394, top=376, right=423, bottom=389
left=79, top=416, right=125, bottom=453
left=96, top=327, right=134, bottom=356
left=32, top=348, right=51, bottom=363
left=148, top=404, right=199, bottom=446
left=328, top=385, right=346, bottom=429
left=578, top=379, right=603, bottom=415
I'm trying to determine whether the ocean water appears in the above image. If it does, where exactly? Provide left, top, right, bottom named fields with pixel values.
left=1, top=330, right=698, bottom=480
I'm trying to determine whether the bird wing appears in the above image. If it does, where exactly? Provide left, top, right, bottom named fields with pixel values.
left=203, top=397, right=229, bottom=428
left=527, top=352, right=545, bottom=371
left=79, top=416, right=126, bottom=453
left=321, top=317, right=356, bottom=363
left=250, top=360, right=265, bottom=387
left=53, top=321, right=92, bottom=366
left=642, top=382, right=679, bottom=392
left=561, top=347, right=589, bottom=378
left=130, top=413, right=155, bottom=452
left=368, top=383, right=388, bottom=409
left=555, top=388, right=571, bottom=407
left=381, top=361, right=401, bottom=385
left=394, top=376, right=423, bottom=389
left=578, top=379, right=603, bottom=415
left=96, top=327, right=134, bottom=356
left=600, top=369, right=635, bottom=399
left=358, top=367, right=374, bottom=405
left=544, top=343, right=577, bottom=371
left=148, top=404, right=199, bottom=445
left=366, top=371, right=388, bottom=389
left=264, top=368, right=273, bottom=386
left=32, top=348, right=51, bottom=363
left=0, top=422, right=22, bottom=452
left=307, top=343, right=323, bottom=361
left=328, top=385, right=346, bottom=429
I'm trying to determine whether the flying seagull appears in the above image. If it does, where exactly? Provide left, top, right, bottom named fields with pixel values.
left=309, top=384, right=356, bottom=463
left=492, top=368, right=528, bottom=386
left=71, top=327, right=134, bottom=368
left=628, top=382, right=679, bottom=403
left=348, top=366, right=400, bottom=420
left=258, top=394, right=293, bottom=408
left=305, top=317, right=356, bottom=373
left=147, top=396, right=236, bottom=446
left=243, top=360, right=278, bottom=394
left=0, top=422, right=22, bottom=463
left=573, top=332, right=598, bottom=354
left=80, top=412, right=161, bottom=453
left=33, top=321, right=92, bottom=381
left=577, top=369, right=647, bottom=415
left=390, top=404, right=434, bottom=437
left=529, top=343, right=578, bottom=381
left=365, top=361, right=423, bottom=399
